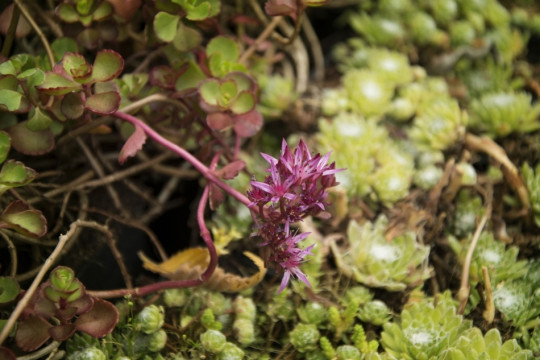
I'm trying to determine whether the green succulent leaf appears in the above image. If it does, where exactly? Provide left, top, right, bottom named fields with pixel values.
left=76, top=0, right=94, bottom=16
left=172, top=22, right=202, bottom=52
left=91, top=1, right=112, bottom=21
left=51, top=38, right=79, bottom=63
left=18, top=68, right=45, bottom=88
left=172, top=0, right=220, bottom=20
left=27, top=108, right=53, bottom=132
left=0, top=89, right=22, bottom=112
left=62, top=52, right=92, bottom=83
left=7, top=121, right=55, bottom=155
left=0, top=277, right=19, bottom=304
left=207, top=36, right=239, bottom=63
left=61, top=92, right=85, bottom=119
left=154, top=12, right=180, bottom=42
left=56, top=4, right=79, bottom=23
left=199, top=79, right=221, bottom=107
left=0, top=131, right=10, bottom=164
left=0, top=61, right=17, bottom=76
left=37, top=72, right=82, bottom=95
left=230, top=91, right=255, bottom=114
left=0, top=200, right=47, bottom=238
left=85, top=91, right=121, bottom=114
left=0, top=160, right=36, bottom=190
left=175, top=61, right=206, bottom=93
left=50, top=266, right=76, bottom=291
left=91, top=50, right=124, bottom=83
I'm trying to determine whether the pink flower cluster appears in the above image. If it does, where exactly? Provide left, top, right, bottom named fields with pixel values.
left=247, top=139, right=341, bottom=292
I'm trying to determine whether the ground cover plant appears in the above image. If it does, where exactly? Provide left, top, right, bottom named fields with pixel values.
left=1, top=0, right=540, bottom=359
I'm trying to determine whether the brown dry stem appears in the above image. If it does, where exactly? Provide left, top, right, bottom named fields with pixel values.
left=465, top=133, right=530, bottom=211
left=457, top=184, right=493, bottom=315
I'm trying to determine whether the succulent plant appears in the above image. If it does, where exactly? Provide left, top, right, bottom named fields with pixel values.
left=522, top=162, right=540, bottom=227
left=469, top=91, right=540, bottom=138
left=381, top=291, right=472, bottom=359
left=492, top=278, right=540, bottom=328
left=332, top=215, right=432, bottom=291
left=357, top=300, right=392, bottom=326
left=343, top=69, right=395, bottom=117
left=408, top=97, right=467, bottom=152
left=449, top=232, right=528, bottom=287
left=439, top=327, right=532, bottom=360
left=134, top=305, right=165, bottom=335
left=15, top=266, right=119, bottom=351
left=450, top=189, right=485, bottom=237
left=364, top=48, right=414, bottom=86
left=317, top=113, right=415, bottom=204
left=289, top=323, right=321, bottom=353
left=201, top=329, right=227, bottom=353
left=349, top=13, right=405, bottom=47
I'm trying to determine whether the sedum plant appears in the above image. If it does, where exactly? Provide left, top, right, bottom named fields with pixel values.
left=15, top=266, right=118, bottom=351
left=522, top=162, right=540, bottom=227
left=408, top=97, right=467, bottom=152
left=439, top=328, right=532, bottom=360
left=469, top=91, right=540, bottom=138
left=331, top=215, right=432, bottom=291
left=381, top=291, right=472, bottom=359
left=317, top=112, right=414, bottom=204
left=449, top=232, right=528, bottom=287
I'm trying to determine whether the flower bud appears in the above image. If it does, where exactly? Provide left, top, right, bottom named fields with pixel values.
left=67, top=347, right=106, bottom=360
left=200, top=329, right=226, bottom=353
left=289, top=323, right=320, bottom=353
left=218, top=342, right=244, bottom=360
left=336, top=345, right=361, bottom=360
left=147, top=329, right=167, bottom=352
left=233, top=318, right=255, bottom=346
left=135, top=305, right=164, bottom=334
left=163, top=289, right=189, bottom=308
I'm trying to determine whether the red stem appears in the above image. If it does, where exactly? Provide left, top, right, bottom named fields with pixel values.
left=88, top=186, right=216, bottom=299
left=112, top=111, right=251, bottom=208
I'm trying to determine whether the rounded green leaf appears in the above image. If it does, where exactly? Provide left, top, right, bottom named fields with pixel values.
left=27, top=108, right=53, bottom=131
left=37, top=72, right=82, bottom=95
left=199, top=79, right=221, bottom=106
left=175, top=61, right=206, bottom=93
left=172, top=22, right=202, bottom=52
left=62, top=52, right=92, bottom=83
left=7, top=121, right=55, bottom=155
left=92, top=1, right=112, bottom=21
left=185, top=2, right=212, bottom=20
left=206, top=36, right=239, bottom=62
left=0, top=277, right=19, bottom=304
left=91, top=50, right=124, bottom=82
left=55, top=4, right=79, bottom=23
left=0, top=89, right=22, bottom=112
left=0, top=61, right=17, bottom=76
left=50, top=266, right=75, bottom=291
left=61, top=92, right=85, bottom=119
left=0, top=160, right=36, bottom=187
left=51, top=38, right=79, bottom=62
left=154, top=12, right=180, bottom=42
left=230, top=91, right=255, bottom=114
left=0, top=200, right=47, bottom=238
left=0, top=131, right=10, bottom=164
left=18, top=68, right=45, bottom=88
left=85, top=91, right=121, bottom=114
